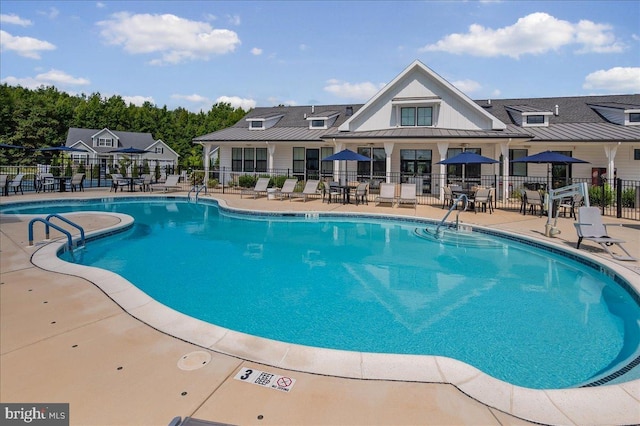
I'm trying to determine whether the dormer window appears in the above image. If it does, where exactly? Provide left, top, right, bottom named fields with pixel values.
left=98, top=137, right=113, bottom=147
left=630, top=113, right=640, bottom=123
left=401, top=107, right=433, bottom=127
left=311, top=119, right=325, bottom=128
left=526, top=115, right=545, bottom=124
left=249, top=120, right=264, bottom=130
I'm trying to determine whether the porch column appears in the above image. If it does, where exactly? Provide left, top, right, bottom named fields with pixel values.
left=436, top=142, right=449, bottom=197
left=266, top=142, right=276, bottom=171
left=202, top=144, right=211, bottom=183
left=383, top=142, right=394, bottom=183
left=500, top=142, right=510, bottom=201
left=334, top=142, right=344, bottom=182
left=603, top=143, right=618, bottom=184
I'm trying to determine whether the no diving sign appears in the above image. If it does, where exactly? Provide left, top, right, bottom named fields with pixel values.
left=234, top=367, right=296, bottom=393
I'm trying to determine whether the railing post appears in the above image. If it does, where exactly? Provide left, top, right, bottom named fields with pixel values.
left=616, top=178, right=622, bottom=218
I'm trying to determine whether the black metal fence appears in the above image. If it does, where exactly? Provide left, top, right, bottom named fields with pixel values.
left=2, top=163, right=638, bottom=221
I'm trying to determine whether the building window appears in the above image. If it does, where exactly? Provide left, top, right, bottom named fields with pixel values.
left=357, top=147, right=386, bottom=179
left=293, top=147, right=305, bottom=174
left=232, top=148, right=243, bottom=172
left=509, top=149, right=528, bottom=177
left=155, top=147, right=164, bottom=154
left=320, top=147, right=334, bottom=176
left=400, top=149, right=432, bottom=176
left=249, top=120, right=264, bottom=129
left=243, top=148, right=255, bottom=172
left=98, top=138, right=113, bottom=147
left=255, top=148, right=267, bottom=172
left=401, top=107, right=433, bottom=126
left=630, top=113, right=640, bottom=123
left=311, top=119, right=325, bottom=128
left=634, top=149, right=640, bottom=160
left=526, top=115, right=545, bottom=124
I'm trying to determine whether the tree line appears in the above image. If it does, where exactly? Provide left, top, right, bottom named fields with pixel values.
left=0, top=84, right=247, bottom=167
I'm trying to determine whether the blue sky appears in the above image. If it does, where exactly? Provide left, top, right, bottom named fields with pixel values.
left=1, top=1, right=639, bottom=112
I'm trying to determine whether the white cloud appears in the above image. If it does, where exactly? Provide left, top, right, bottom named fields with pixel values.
left=96, top=2, right=106, bottom=8
left=251, top=47, right=263, bottom=55
left=452, top=79, right=482, bottom=93
left=122, top=95, right=154, bottom=106
left=37, top=7, right=59, bottom=20
left=583, top=67, right=640, bottom=92
left=421, top=12, right=624, bottom=58
left=0, top=30, right=56, bottom=59
left=323, top=79, right=385, bottom=100
left=173, top=93, right=210, bottom=104
left=299, top=44, right=308, bottom=51
left=1, top=69, right=89, bottom=89
left=0, top=13, right=32, bottom=26
left=97, top=12, right=241, bottom=65
left=216, top=95, right=256, bottom=110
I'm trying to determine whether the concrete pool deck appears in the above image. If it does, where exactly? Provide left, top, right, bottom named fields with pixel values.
left=1, top=189, right=639, bottom=425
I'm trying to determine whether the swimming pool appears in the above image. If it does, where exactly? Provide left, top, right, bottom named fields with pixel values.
left=3, top=197, right=640, bottom=390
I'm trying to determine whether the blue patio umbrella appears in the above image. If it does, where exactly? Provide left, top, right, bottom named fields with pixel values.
left=436, top=151, right=499, bottom=165
left=322, top=149, right=370, bottom=162
left=0, top=143, right=28, bottom=149
left=109, top=146, right=148, bottom=154
left=511, top=150, right=588, bottom=189
left=437, top=151, right=498, bottom=183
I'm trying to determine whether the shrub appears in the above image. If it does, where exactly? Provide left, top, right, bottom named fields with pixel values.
left=208, top=178, right=219, bottom=188
left=621, top=187, right=636, bottom=208
left=238, top=174, right=257, bottom=188
left=272, top=175, right=288, bottom=188
left=588, top=184, right=614, bottom=207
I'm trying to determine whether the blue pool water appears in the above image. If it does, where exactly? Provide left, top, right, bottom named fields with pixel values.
left=3, top=198, right=640, bottom=389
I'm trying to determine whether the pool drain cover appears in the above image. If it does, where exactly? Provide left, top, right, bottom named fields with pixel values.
left=177, top=351, right=212, bottom=371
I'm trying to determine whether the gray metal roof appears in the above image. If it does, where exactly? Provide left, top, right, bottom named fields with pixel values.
left=193, top=94, right=640, bottom=144
left=66, top=127, right=156, bottom=153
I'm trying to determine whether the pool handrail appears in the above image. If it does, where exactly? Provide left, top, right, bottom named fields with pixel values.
left=28, top=214, right=85, bottom=250
left=434, top=193, right=469, bottom=236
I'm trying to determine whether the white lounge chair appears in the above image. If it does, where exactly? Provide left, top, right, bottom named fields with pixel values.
left=397, top=183, right=417, bottom=209
left=275, top=178, right=298, bottom=200
left=574, top=206, right=637, bottom=261
left=150, top=175, right=181, bottom=192
left=289, top=180, right=319, bottom=202
left=240, top=177, right=270, bottom=199
left=375, top=182, right=396, bottom=206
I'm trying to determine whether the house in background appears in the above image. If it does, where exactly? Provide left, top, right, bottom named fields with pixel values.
left=65, top=127, right=179, bottom=177
left=193, top=60, right=640, bottom=200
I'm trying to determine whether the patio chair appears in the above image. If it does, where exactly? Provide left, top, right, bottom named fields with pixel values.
left=0, top=174, right=8, bottom=196
left=37, top=172, right=56, bottom=192
left=558, top=194, right=583, bottom=220
left=69, top=173, right=85, bottom=192
left=375, top=182, right=396, bottom=206
left=473, top=187, right=493, bottom=214
left=354, top=182, right=368, bottom=205
left=137, top=174, right=152, bottom=192
left=442, top=186, right=454, bottom=209
left=397, top=183, right=416, bottom=209
left=275, top=178, right=298, bottom=200
left=240, top=177, right=270, bottom=199
left=8, top=174, right=24, bottom=194
left=110, top=173, right=129, bottom=192
left=574, top=207, right=637, bottom=261
left=150, top=175, right=181, bottom=192
left=322, top=181, right=342, bottom=204
left=523, top=190, right=544, bottom=216
left=289, top=179, right=319, bottom=202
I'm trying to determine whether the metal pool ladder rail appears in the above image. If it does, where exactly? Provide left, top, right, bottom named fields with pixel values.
left=433, top=193, right=469, bottom=236
left=188, top=184, right=207, bottom=202
left=28, top=214, right=85, bottom=250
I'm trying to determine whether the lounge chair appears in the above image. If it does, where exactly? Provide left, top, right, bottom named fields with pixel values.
left=289, top=179, right=319, bottom=202
left=8, top=174, right=24, bottom=194
left=574, top=206, right=637, bottom=261
left=375, top=182, right=396, bottom=206
left=397, top=183, right=416, bottom=209
left=150, top=175, right=181, bottom=192
left=69, top=173, right=85, bottom=192
left=240, top=177, right=270, bottom=199
left=275, top=178, right=298, bottom=200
